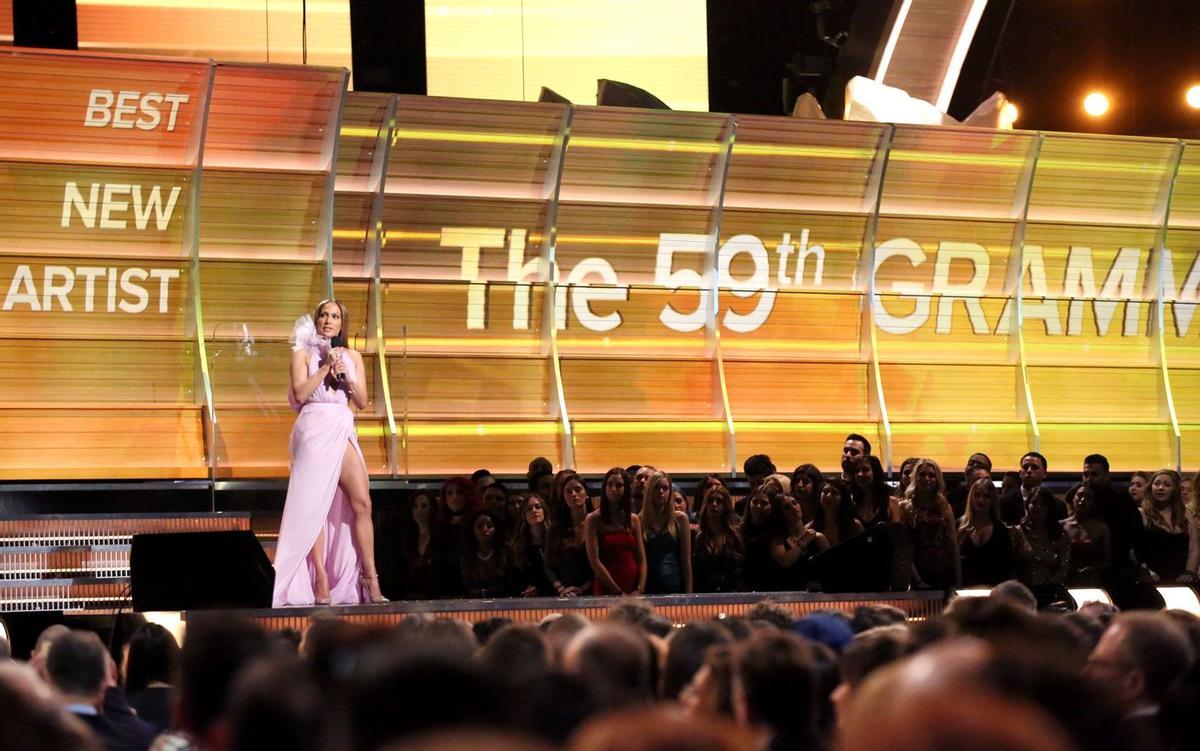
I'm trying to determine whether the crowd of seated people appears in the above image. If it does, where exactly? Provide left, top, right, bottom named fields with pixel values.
left=390, top=437, right=1200, bottom=602
left=3, top=584, right=1199, bottom=751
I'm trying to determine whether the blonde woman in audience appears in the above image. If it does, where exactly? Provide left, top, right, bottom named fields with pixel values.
left=640, top=471, right=693, bottom=594
left=897, top=458, right=960, bottom=589
left=1135, top=469, right=1199, bottom=582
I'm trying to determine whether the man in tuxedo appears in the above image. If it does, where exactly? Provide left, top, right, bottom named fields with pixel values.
left=45, top=630, right=156, bottom=751
left=999, top=451, right=1047, bottom=525
left=1085, top=613, right=1194, bottom=751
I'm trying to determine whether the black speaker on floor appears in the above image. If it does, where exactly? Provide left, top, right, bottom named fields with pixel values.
left=130, top=531, right=273, bottom=612
left=13, top=0, right=78, bottom=50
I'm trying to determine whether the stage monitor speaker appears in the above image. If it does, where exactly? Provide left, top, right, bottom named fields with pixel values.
left=13, top=0, right=78, bottom=50
left=596, top=79, right=670, bottom=110
left=809, top=522, right=905, bottom=593
left=130, top=531, right=273, bottom=612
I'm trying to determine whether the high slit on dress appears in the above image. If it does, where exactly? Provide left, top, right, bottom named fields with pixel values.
left=272, top=344, right=366, bottom=607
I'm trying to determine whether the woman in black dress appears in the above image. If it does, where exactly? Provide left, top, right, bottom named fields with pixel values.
left=957, top=477, right=1013, bottom=586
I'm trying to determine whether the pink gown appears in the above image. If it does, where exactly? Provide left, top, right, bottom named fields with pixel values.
left=272, top=342, right=366, bottom=607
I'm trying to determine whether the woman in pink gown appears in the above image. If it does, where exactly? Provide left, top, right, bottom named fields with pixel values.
left=272, top=299, right=387, bottom=606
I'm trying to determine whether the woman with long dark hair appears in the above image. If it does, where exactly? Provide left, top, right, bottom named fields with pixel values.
left=741, top=486, right=779, bottom=591
left=460, top=509, right=509, bottom=598
left=1014, top=488, right=1070, bottom=596
left=273, top=299, right=387, bottom=606
left=851, top=455, right=891, bottom=528
left=585, top=467, right=646, bottom=595
left=122, top=623, right=179, bottom=733
left=434, top=476, right=480, bottom=597
left=545, top=470, right=594, bottom=597
left=812, top=478, right=863, bottom=548
left=770, top=492, right=829, bottom=590
left=693, top=485, right=744, bottom=593
left=789, top=464, right=824, bottom=526
left=398, top=491, right=439, bottom=599
left=509, top=494, right=553, bottom=597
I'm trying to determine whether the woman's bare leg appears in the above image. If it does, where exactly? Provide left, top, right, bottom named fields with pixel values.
left=339, top=442, right=383, bottom=599
left=310, top=527, right=330, bottom=601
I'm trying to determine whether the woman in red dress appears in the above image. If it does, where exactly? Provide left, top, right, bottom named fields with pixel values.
left=585, top=467, right=647, bottom=595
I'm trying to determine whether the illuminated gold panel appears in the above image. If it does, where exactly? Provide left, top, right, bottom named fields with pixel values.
left=557, top=286, right=707, bottom=357
left=0, top=50, right=205, bottom=166
left=1040, top=424, right=1173, bottom=473
left=0, top=255, right=190, bottom=338
left=874, top=294, right=1011, bottom=362
left=890, top=423, right=1029, bottom=470
left=0, top=164, right=192, bottom=259
left=216, top=413, right=388, bottom=479
left=199, top=172, right=324, bottom=261
left=3, top=340, right=194, bottom=406
left=75, top=0, right=352, bottom=69
left=720, top=291, right=864, bottom=360
left=0, top=408, right=206, bottom=479
left=404, top=420, right=562, bottom=476
left=1022, top=299, right=1154, bottom=366
left=200, top=260, right=325, bottom=340
left=391, top=355, right=550, bottom=418
left=1030, top=366, right=1160, bottom=422
left=1166, top=369, right=1200, bottom=423
left=380, top=280, right=543, bottom=356
left=733, top=424, right=880, bottom=475
left=882, top=127, right=1036, bottom=220
left=882, top=364, right=1020, bottom=422
left=725, top=118, right=886, bottom=214
left=562, top=359, right=714, bottom=418
left=573, top=421, right=725, bottom=474
left=725, top=362, right=870, bottom=421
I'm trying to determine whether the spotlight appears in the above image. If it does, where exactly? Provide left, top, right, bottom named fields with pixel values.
left=1001, top=102, right=1019, bottom=128
left=953, top=588, right=993, bottom=598
left=1186, top=85, right=1200, bottom=110
left=1083, top=92, right=1110, bottom=117
left=1156, top=586, right=1200, bottom=615
left=1067, top=588, right=1113, bottom=608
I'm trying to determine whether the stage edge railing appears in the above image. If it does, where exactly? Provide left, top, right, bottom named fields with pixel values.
left=862, top=125, right=896, bottom=472
left=1152, top=140, right=1187, bottom=470
left=707, top=116, right=738, bottom=473
left=365, top=96, right=400, bottom=475
left=185, top=62, right=218, bottom=493
left=540, top=105, right=576, bottom=469
left=1011, top=133, right=1044, bottom=452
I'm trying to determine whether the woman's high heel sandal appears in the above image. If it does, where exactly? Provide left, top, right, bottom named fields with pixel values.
left=360, top=574, right=389, bottom=604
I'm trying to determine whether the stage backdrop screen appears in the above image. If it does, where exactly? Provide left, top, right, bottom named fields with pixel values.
left=1, top=47, right=1198, bottom=482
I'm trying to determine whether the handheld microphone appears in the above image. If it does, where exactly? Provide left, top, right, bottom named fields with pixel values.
left=330, top=334, right=347, bottom=381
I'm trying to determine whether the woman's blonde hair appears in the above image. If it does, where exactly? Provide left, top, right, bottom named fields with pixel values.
left=640, top=470, right=678, bottom=539
left=1145, top=469, right=1188, bottom=534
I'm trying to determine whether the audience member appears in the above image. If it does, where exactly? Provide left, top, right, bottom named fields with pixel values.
left=585, top=467, right=645, bottom=596
left=788, top=464, right=823, bottom=526
left=47, top=629, right=156, bottom=751
left=121, top=623, right=179, bottom=734
left=562, top=624, right=656, bottom=709
left=1013, top=488, right=1070, bottom=602
left=1063, top=483, right=1113, bottom=583
left=829, top=624, right=911, bottom=729
left=742, top=455, right=776, bottom=495
left=460, top=509, right=509, bottom=597
left=1136, top=469, right=1198, bottom=582
left=660, top=622, right=732, bottom=700
left=730, top=630, right=818, bottom=751
left=545, top=471, right=594, bottom=597
left=226, top=658, right=322, bottom=751
left=640, top=471, right=693, bottom=594
left=739, top=488, right=777, bottom=591
left=1086, top=612, right=1195, bottom=751
left=509, top=493, right=553, bottom=597
left=679, top=644, right=736, bottom=720
left=0, top=661, right=103, bottom=751
left=399, top=491, right=440, bottom=599
left=1085, top=454, right=1142, bottom=576
left=894, top=456, right=918, bottom=499
left=898, top=458, right=960, bottom=589
left=850, top=455, right=891, bottom=527
left=811, top=478, right=862, bottom=547
left=958, top=477, right=1014, bottom=586
left=840, top=434, right=870, bottom=482
left=1000, top=451, right=1047, bottom=525
left=769, top=492, right=828, bottom=591
left=693, top=485, right=744, bottom=593
left=945, top=452, right=992, bottom=520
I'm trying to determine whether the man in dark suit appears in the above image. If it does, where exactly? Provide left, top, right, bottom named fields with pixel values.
left=45, top=630, right=156, bottom=751
left=945, top=452, right=992, bottom=520
left=999, top=451, right=1047, bottom=525
left=1083, top=453, right=1142, bottom=574
left=1085, top=612, right=1194, bottom=751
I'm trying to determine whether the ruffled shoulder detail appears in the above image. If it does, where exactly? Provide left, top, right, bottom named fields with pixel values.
left=290, top=314, right=329, bottom=352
